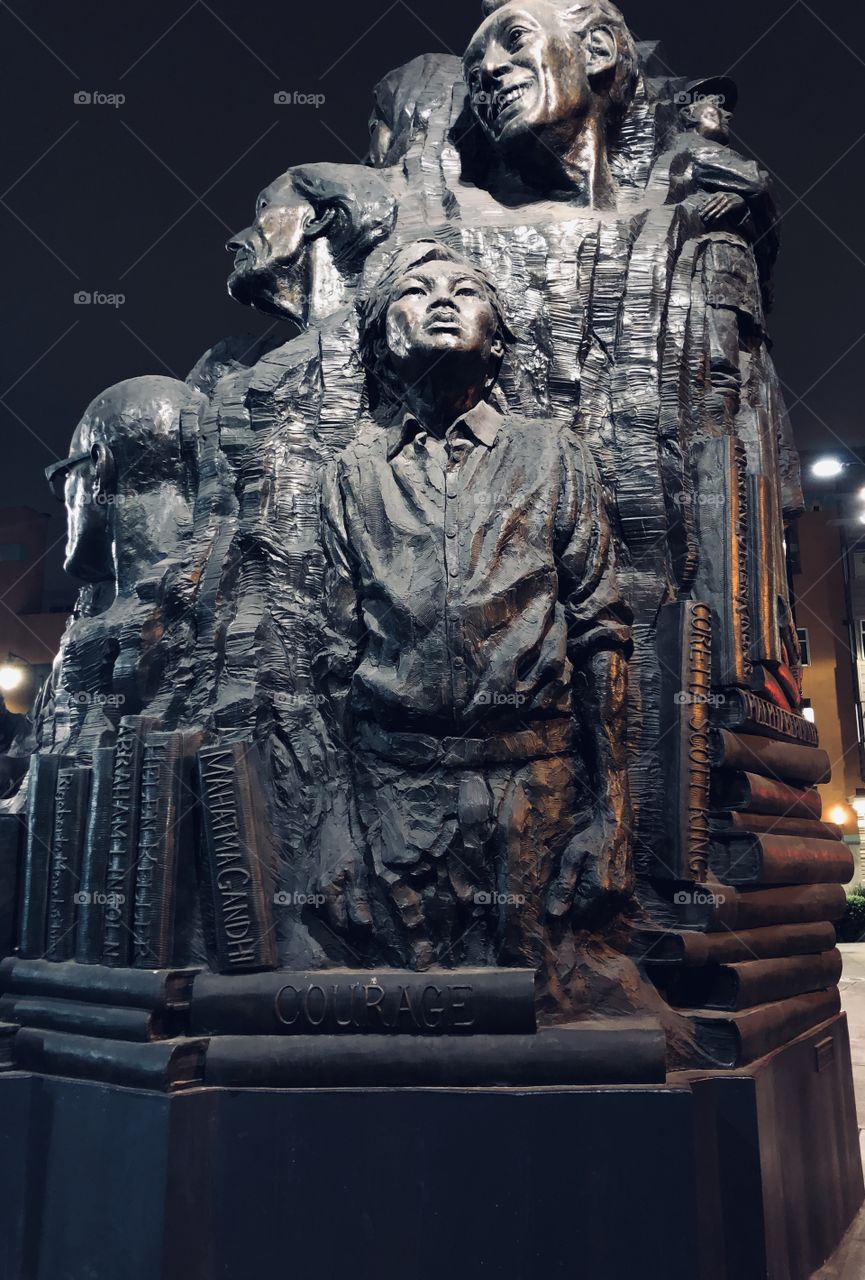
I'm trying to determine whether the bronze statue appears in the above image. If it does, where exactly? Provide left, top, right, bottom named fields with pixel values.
left=1, top=2, right=862, bottom=1273
left=317, top=241, right=633, bottom=985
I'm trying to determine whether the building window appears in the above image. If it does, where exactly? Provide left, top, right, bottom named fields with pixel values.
left=797, top=628, right=811, bottom=667
left=0, top=544, right=25, bottom=562
left=860, top=620, right=865, bottom=660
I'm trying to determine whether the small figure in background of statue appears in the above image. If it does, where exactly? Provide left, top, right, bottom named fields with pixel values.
left=660, top=76, right=780, bottom=429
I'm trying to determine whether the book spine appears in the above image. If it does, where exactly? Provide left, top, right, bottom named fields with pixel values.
left=714, top=771, right=823, bottom=820
left=643, top=920, right=836, bottom=966
left=0, top=815, right=22, bottom=958
left=672, top=950, right=843, bottom=1012
left=711, top=835, right=854, bottom=887
left=720, top=885, right=847, bottom=931
left=748, top=664, right=793, bottom=711
left=131, top=733, right=188, bottom=969
left=18, top=755, right=64, bottom=958
left=710, top=730, right=830, bottom=787
left=75, top=748, right=115, bottom=963
left=190, top=968, right=538, bottom=1036
left=691, top=989, right=841, bottom=1068
left=203, top=1025, right=667, bottom=1089
left=14, top=1027, right=207, bottom=1092
left=197, top=743, right=277, bottom=973
left=714, top=690, right=819, bottom=746
left=0, top=994, right=171, bottom=1042
left=711, top=813, right=843, bottom=841
left=102, top=719, right=150, bottom=966
left=45, top=767, right=91, bottom=961
left=772, top=663, right=803, bottom=710
left=692, top=437, right=751, bottom=688
left=0, top=956, right=197, bottom=1010
left=747, top=474, right=785, bottom=667
left=655, top=600, right=713, bottom=881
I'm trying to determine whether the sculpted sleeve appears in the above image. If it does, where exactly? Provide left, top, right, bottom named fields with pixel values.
left=554, top=432, right=633, bottom=667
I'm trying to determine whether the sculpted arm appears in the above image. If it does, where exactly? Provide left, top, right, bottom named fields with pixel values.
left=547, top=437, right=635, bottom=926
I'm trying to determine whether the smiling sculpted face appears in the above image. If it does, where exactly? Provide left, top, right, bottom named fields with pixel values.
left=464, top=1, right=592, bottom=148
left=384, top=260, right=504, bottom=380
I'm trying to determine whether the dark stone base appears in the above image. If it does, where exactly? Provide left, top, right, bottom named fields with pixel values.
left=0, top=1014, right=860, bottom=1280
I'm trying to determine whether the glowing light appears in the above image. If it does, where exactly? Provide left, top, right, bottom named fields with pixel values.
left=0, top=665, right=24, bottom=694
left=811, top=457, right=844, bottom=479
left=802, top=706, right=816, bottom=724
left=829, top=805, right=853, bottom=827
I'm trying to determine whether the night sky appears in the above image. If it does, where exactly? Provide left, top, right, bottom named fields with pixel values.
left=1, top=0, right=863, bottom=594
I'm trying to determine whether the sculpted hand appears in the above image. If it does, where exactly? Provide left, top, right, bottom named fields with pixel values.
left=546, top=815, right=634, bottom=928
left=316, top=845, right=373, bottom=936
left=701, top=192, right=746, bottom=225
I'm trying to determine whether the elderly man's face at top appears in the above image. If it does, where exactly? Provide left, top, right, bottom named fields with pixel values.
left=384, top=261, right=501, bottom=373
left=464, top=1, right=592, bottom=146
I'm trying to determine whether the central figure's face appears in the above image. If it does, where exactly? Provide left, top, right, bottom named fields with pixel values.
left=385, top=261, right=500, bottom=369
left=464, top=1, right=590, bottom=147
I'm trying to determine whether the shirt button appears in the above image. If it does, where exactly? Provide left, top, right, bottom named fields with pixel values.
left=453, top=658, right=465, bottom=669
left=446, top=527, right=457, bottom=539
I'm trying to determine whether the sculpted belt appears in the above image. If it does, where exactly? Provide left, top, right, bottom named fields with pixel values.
left=355, top=717, right=574, bottom=768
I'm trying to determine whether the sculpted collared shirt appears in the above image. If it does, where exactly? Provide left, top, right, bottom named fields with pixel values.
left=318, top=400, right=631, bottom=734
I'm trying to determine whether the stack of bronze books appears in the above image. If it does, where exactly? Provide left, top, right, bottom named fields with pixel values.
left=644, top=683, right=853, bottom=1068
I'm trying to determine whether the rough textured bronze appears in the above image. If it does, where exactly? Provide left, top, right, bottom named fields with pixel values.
left=0, top=0, right=853, bottom=1089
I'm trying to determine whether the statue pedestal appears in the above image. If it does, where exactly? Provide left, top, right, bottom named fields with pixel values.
left=0, top=1014, right=860, bottom=1280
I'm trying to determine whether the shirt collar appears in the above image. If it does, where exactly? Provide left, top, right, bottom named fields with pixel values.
left=386, top=400, right=503, bottom=460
